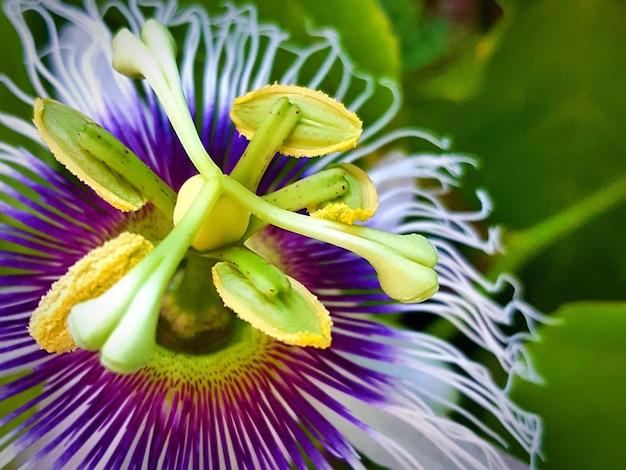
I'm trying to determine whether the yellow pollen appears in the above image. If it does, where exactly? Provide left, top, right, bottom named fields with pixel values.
left=29, top=232, right=154, bottom=353
left=309, top=202, right=376, bottom=225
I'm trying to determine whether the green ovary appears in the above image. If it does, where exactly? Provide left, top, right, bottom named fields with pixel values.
left=156, top=252, right=237, bottom=354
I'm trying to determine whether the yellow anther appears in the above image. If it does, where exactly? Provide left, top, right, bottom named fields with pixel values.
left=33, top=98, right=146, bottom=212
left=309, top=203, right=376, bottom=224
left=29, top=232, right=154, bottom=353
left=230, top=84, right=362, bottom=157
left=212, top=262, right=332, bottom=349
left=308, top=163, right=378, bottom=224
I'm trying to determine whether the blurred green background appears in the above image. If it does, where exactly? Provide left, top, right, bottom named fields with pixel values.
left=1, top=0, right=624, bottom=468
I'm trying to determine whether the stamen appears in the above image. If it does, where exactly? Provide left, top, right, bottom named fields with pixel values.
left=212, top=261, right=332, bottom=348
left=207, top=245, right=291, bottom=298
left=34, top=98, right=176, bottom=217
left=33, top=98, right=145, bottom=212
left=244, top=164, right=375, bottom=236
left=308, top=163, right=378, bottom=224
left=29, top=232, right=154, bottom=353
left=230, top=84, right=363, bottom=157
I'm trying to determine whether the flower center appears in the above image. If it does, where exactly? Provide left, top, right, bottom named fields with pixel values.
left=157, top=255, right=236, bottom=355
left=30, top=19, right=440, bottom=374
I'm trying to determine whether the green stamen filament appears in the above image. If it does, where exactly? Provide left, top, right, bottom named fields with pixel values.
left=77, top=122, right=177, bottom=218
left=206, top=245, right=291, bottom=298
left=229, top=97, right=301, bottom=191
left=243, top=167, right=351, bottom=237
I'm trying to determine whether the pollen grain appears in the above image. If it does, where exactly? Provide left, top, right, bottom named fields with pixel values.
left=29, top=232, right=154, bottom=353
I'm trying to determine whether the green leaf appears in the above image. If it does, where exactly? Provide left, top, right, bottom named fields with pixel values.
left=382, top=0, right=507, bottom=101
left=513, top=302, right=626, bottom=469
left=378, top=0, right=444, bottom=71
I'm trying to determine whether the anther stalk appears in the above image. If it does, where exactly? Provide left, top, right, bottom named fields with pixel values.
left=229, top=98, right=301, bottom=191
